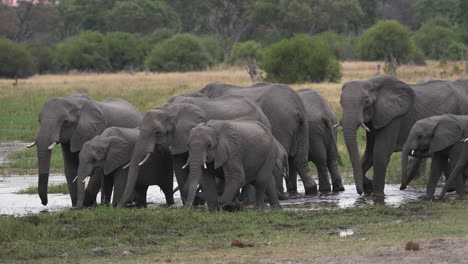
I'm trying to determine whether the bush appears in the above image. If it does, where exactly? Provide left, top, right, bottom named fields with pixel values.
left=445, top=42, right=467, bottom=60
left=0, top=38, right=35, bottom=78
left=28, top=43, right=56, bottom=74
left=145, top=29, right=175, bottom=46
left=198, top=36, right=224, bottom=64
left=359, top=20, right=413, bottom=62
left=312, top=31, right=358, bottom=61
left=414, top=17, right=459, bottom=59
left=228, top=41, right=264, bottom=65
left=106, top=32, right=148, bottom=71
left=54, top=31, right=111, bottom=72
left=403, top=41, right=426, bottom=65
left=145, top=34, right=213, bottom=72
left=260, top=34, right=341, bottom=84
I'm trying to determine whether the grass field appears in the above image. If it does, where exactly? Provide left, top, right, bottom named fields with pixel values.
left=0, top=60, right=466, bottom=183
left=1, top=200, right=468, bottom=263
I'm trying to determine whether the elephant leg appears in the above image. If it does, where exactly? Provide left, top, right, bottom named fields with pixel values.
left=254, top=183, right=266, bottom=209
left=84, top=167, right=102, bottom=207
left=62, top=143, right=79, bottom=206
left=101, top=173, right=114, bottom=205
left=372, top=124, right=400, bottom=196
left=112, top=169, right=127, bottom=206
left=239, top=184, right=256, bottom=205
left=361, top=133, right=375, bottom=194
left=219, top=161, right=245, bottom=210
left=198, top=172, right=218, bottom=211
left=264, top=178, right=281, bottom=209
left=309, top=140, right=331, bottom=192
left=293, top=156, right=318, bottom=195
left=285, top=157, right=298, bottom=194
left=134, top=185, right=148, bottom=207
left=327, top=151, right=344, bottom=192
left=426, top=153, right=446, bottom=199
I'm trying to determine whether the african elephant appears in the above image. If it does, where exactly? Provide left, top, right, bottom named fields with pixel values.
left=118, top=95, right=272, bottom=207
left=185, top=118, right=281, bottom=210
left=439, top=140, right=468, bottom=199
left=75, top=127, right=173, bottom=207
left=401, top=114, right=468, bottom=199
left=340, top=76, right=468, bottom=196
left=28, top=93, right=142, bottom=206
left=297, top=88, right=344, bottom=192
left=176, top=82, right=317, bottom=195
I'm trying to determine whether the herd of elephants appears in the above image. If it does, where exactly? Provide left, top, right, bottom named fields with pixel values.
left=24, top=75, right=468, bottom=211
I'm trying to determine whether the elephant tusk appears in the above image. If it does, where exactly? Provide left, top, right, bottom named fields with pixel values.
left=333, top=123, right=341, bottom=128
left=203, top=162, right=207, bottom=169
left=48, top=142, right=57, bottom=150
left=26, top=141, right=36, bottom=148
left=123, top=163, right=130, bottom=169
left=173, top=186, right=180, bottom=194
left=73, top=176, right=78, bottom=183
left=138, top=153, right=151, bottom=166
left=82, top=176, right=90, bottom=184
left=361, top=123, right=370, bottom=132
left=464, top=138, right=468, bottom=143
left=182, top=163, right=189, bottom=169
left=411, top=150, right=415, bottom=156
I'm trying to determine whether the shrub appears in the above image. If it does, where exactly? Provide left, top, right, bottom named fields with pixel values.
left=145, top=34, right=213, bottom=72
left=28, top=43, right=56, bottom=74
left=414, top=17, right=459, bottom=59
left=0, top=38, right=35, bottom=78
left=445, top=42, right=467, bottom=60
left=403, top=41, right=426, bottom=65
left=145, top=29, right=175, bottom=46
left=359, top=20, right=413, bottom=62
left=106, top=32, right=148, bottom=71
left=228, top=41, right=264, bottom=65
left=312, top=31, right=358, bottom=61
left=260, top=34, right=341, bottom=83
left=198, top=36, right=224, bottom=64
left=54, top=31, right=111, bottom=72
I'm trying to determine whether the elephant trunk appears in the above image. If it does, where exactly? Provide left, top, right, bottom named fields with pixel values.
left=342, top=118, right=363, bottom=195
left=118, top=136, right=155, bottom=207
left=185, top=149, right=205, bottom=210
left=76, top=163, right=93, bottom=208
left=36, top=128, right=59, bottom=206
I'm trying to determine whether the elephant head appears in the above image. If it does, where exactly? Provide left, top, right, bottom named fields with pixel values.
left=340, top=75, right=415, bottom=194
left=76, top=136, right=130, bottom=207
left=185, top=121, right=239, bottom=209
left=33, top=94, right=106, bottom=205
left=401, top=115, right=464, bottom=189
left=118, top=103, right=206, bottom=207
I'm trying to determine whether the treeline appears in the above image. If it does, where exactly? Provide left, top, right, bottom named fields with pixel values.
left=0, top=0, right=467, bottom=81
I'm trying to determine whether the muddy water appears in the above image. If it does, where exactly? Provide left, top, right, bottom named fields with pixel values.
left=0, top=174, right=435, bottom=216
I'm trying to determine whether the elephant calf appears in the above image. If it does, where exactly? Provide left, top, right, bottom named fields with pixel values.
left=401, top=114, right=468, bottom=199
left=184, top=118, right=282, bottom=210
left=76, top=127, right=174, bottom=207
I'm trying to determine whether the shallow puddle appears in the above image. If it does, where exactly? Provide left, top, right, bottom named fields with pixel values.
left=0, top=175, right=438, bottom=216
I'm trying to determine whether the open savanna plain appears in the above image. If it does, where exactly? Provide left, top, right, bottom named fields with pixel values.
left=1, top=61, right=468, bottom=263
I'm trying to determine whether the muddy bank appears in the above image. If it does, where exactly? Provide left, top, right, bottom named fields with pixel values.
left=0, top=141, right=28, bottom=166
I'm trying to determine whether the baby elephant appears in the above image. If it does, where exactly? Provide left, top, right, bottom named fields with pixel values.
left=401, top=114, right=468, bottom=199
left=184, top=118, right=282, bottom=210
left=76, top=127, right=174, bottom=207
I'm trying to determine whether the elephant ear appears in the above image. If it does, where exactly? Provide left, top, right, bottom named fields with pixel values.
left=171, top=104, right=207, bottom=154
left=104, top=136, right=131, bottom=175
left=429, top=116, right=464, bottom=153
left=70, top=100, right=106, bottom=152
left=371, top=76, right=415, bottom=129
left=213, top=122, right=240, bottom=169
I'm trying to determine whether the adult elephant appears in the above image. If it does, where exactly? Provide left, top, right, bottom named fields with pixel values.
left=118, top=95, right=273, bottom=207
left=178, top=82, right=317, bottom=195
left=297, top=88, right=344, bottom=192
left=340, top=76, right=468, bottom=196
left=28, top=93, right=142, bottom=206
left=75, top=127, right=173, bottom=207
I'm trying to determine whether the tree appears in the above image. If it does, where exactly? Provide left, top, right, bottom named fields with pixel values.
left=106, top=32, right=148, bottom=71
left=260, top=34, right=341, bottom=83
left=0, top=38, right=35, bottom=78
left=54, top=31, right=111, bottom=72
left=377, top=0, right=418, bottom=29
left=359, top=20, right=413, bottom=62
left=414, top=17, right=459, bottom=59
left=105, top=0, right=180, bottom=34
left=145, top=34, right=213, bottom=72
left=312, top=31, right=358, bottom=60
left=415, top=0, right=460, bottom=26
left=229, top=40, right=264, bottom=65
left=0, top=3, right=19, bottom=39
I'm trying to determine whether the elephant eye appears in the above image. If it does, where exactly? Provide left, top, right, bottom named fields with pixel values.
left=208, top=143, right=212, bottom=149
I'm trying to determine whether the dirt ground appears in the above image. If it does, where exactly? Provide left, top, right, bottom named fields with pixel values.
left=0, top=141, right=27, bottom=166
left=256, top=236, right=468, bottom=264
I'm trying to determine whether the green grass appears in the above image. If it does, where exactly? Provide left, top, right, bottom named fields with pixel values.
left=17, top=183, right=69, bottom=194
left=1, top=201, right=468, bottom=263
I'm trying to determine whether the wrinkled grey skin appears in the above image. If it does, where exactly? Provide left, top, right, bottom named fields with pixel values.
left=185, top=119, right=281, bottom=210
left=340, top=76, right=468, bottom=196
left=76, top=127, right=173, bottom=207
left=401, top=115, right=468, bottom=199
left=440, top=140, right=468, bottom=199
left=118, top=95, right=271, bottom=207
left=33, top=93, right=142, bottom=207
left=174, top=82, right=317, bottom=195
left=297, top=88, right=344, bottom=192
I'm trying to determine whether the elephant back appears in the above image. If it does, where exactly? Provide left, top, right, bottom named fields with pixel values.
left=97, top=98, right=142, bottom=129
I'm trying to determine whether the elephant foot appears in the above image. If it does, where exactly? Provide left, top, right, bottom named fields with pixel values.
left=363, top=180, right=373, bottom=195
left=445, top=187, right=456, bottom=193
left=277, top=192, right=289, bottom=200
left=400, top=184, right=407, bottom=190
left=318, top=184, right=332, bottom=193
left=220, top=202, right=240, bottom=212
left=193, top=196, right=206, bottom=206
left=421, top=194, right=435, bottom=201
left=332, top=181, right=345, bottom=192
left=304, top=185, right=318, bottom=196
